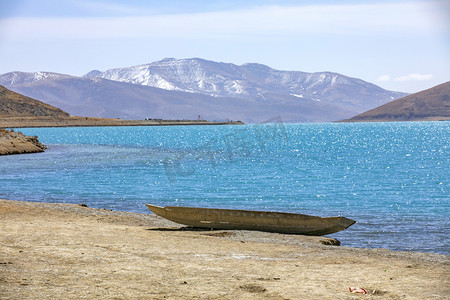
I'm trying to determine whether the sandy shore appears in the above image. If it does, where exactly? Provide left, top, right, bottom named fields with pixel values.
left=0, top=199, right=448, bottom=299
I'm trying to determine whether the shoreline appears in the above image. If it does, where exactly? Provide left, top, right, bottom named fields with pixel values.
left=0, top=116, right=244, bottom=129
left=1, top=199, right=448, bottom=299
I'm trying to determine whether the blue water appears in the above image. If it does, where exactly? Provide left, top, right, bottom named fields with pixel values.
left=1, top=122, right=448, bottom=254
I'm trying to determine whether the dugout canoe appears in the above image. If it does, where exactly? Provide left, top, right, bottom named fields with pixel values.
left=146, top=204, right=356, bottom=235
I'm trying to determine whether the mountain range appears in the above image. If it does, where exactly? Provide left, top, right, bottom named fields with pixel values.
left=0, top=58, right=408, bottom=122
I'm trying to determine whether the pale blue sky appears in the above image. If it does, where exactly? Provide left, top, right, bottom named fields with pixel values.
left=0, top=0, right=448, bottom=93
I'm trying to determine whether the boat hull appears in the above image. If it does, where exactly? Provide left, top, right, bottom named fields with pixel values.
left=146, top=204, right=356, bottom=235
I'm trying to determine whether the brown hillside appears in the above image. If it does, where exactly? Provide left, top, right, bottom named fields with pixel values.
left=343, top=81, right=450, bottom=122
left=0, top=85, right=69, bottom=118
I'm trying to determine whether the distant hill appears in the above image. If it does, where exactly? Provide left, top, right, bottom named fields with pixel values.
left=0, top=85, right=69, bottom=118
left=342, top=81, right=450, bottom=122
left=0, top=58, right=407, bottom=123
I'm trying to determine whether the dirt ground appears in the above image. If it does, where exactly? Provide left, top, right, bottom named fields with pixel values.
left=0, top=199, right=448, bottom=299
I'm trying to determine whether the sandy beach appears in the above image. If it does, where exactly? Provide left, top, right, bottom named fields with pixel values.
left=0, top=199, right=448, bottom=299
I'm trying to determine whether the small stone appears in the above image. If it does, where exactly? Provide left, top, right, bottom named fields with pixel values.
left=319, top=238, right=341, bottom=246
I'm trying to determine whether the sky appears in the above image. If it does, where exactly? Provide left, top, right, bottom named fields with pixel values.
left=0, top=0, right=448, bottom=93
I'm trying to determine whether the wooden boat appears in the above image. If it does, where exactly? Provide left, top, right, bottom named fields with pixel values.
left=146, top=204, right=356, bottom=235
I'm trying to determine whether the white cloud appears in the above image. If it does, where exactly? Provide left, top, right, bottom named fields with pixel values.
left=394, top=73, right=433, bottom=82
left=377, top=75, right=391, bottom=81
left=0, top=2, right=443, bottom=40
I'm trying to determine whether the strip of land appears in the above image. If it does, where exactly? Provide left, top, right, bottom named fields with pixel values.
left=0, top=199, right=448, bottom=299
left=0, top=116, right=244, bottom=128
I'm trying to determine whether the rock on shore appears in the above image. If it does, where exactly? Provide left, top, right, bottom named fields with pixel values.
left=0, top=129, right=46, bottom=155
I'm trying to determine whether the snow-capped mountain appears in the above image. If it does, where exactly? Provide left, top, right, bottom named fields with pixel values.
left=90, top=58, right=406, bottom=110
left=0, top=58, right=408, bottom=122
left=0, top=71, right=70, bottom=86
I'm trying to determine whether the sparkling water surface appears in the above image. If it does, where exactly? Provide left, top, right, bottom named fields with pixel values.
left=1, top=122, right=448, bottom=254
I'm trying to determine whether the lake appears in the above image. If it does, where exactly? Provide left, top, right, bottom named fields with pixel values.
left=1, top=121, right=448, bottom=254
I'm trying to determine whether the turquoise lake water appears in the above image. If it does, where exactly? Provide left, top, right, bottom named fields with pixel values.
left=1, top=122, right=448, bottom=254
